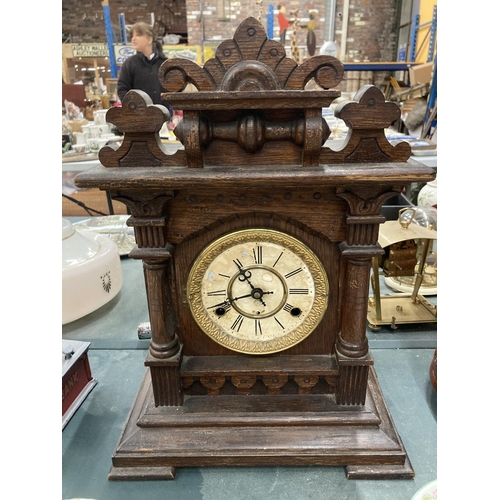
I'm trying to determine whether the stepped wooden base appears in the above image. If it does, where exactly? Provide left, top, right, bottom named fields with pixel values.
left=108, top=366, right=413, bottom=481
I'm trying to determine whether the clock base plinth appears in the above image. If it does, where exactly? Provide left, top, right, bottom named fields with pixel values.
left=108, top=466, right=176, bottom=481
left=108, top=365, right=413, bottom=480
left=345, top=456, right=415, bottom=479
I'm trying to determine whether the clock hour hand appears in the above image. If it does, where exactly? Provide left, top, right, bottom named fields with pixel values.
left=233, top=262, right=269, bottom=306
left=234, top=262, right=253, bottom=284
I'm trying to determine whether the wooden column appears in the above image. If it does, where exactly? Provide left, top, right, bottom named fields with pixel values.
left=336, top=244, right=373, bottom=358
left=117, top=195, right=183, bottom=407
left=142, top=258, right=180, bottom=359
left=335, top=213, right=384, bottom=405
left=131, top=248, right=183, bottom=407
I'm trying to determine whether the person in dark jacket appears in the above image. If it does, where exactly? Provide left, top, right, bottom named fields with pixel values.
left=117, top=22, right=173, bottom=115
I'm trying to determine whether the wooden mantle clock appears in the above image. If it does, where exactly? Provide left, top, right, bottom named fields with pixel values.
left=75, top=17, right=435, bottom=480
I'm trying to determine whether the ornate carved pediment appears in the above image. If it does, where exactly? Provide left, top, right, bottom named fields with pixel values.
left=98, top=16, right=412, bottom=168
left=158, top=16, right=344, bottom=92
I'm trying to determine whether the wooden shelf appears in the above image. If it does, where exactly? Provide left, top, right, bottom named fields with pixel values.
left=180, top=354, right=338, bottom=376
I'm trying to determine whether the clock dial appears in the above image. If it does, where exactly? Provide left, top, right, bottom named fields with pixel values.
left=187, top=229, right=329, bottom=354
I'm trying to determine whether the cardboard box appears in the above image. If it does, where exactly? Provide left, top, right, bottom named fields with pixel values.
left=68, top=119, right=88, bottom=133
left=409, top=62, right=434, bottom=87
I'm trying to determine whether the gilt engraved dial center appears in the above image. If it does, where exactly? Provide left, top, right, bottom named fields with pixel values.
left=228, top=265, right=287, bottom=319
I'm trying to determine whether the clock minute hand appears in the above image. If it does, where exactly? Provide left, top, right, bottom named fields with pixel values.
left=207, top=290, right=274, bottom=310
left=235, top=289, right=274, bottom=302
left=206, top=299, right=233, bottom=310
left=235, top=283, right=274, bottom=307
left=206, top=293, right=253, bottom=310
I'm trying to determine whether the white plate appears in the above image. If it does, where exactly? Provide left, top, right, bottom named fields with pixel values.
left=411, top=479, right=437, bottom=500
left=72, top=215, right=135, bottom=256
left=412, top=148, right=437, bottom=156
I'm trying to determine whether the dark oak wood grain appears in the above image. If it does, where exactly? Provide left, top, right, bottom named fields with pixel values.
left=75, top=16, right=435, bottom=481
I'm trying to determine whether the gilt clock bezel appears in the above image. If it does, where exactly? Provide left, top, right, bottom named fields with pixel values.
left=186, top=228, right=329, bottom=355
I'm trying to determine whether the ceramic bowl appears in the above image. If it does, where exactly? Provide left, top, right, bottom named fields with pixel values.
left=62, top=219, right=123, bottom=325
left=72, top=144, right=87, bottom=154
left=87, top=139, right=100, bottom=152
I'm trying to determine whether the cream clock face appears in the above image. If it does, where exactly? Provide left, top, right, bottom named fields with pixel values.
left=187, top=229, right=329, bottom=354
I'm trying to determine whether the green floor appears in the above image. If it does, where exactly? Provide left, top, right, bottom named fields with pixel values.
left=62, top=348, right=436, bottom=500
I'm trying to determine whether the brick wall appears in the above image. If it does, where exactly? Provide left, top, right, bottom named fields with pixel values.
left=62, top=0, right=187, bottom=43
left=342, top=0, right=400, bottom=62
left=184, top=0, right=398, bottom=62
left=185, top=0, right=316, bottom=48
left=63, top=0, right=399, bottom=64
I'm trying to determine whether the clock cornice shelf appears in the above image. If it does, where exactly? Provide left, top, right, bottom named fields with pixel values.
left=74, top=16, right=435, bottom=482
left=74, top=158, right=432, bottom=189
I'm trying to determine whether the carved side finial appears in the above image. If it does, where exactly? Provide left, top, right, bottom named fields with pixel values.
left=98, top=90, right=184, bottom=168
left=333, top=85, right=411, bottom=162
left=105, top=89, right=169, bottom=133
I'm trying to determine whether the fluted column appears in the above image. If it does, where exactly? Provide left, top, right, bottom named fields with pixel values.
left=114, top=192, right=184, bottom=407
left=334, top=211, right=385, bottom=405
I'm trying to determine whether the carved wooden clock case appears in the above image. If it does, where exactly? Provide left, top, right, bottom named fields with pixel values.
left=75, top=17, right=435, bottom=480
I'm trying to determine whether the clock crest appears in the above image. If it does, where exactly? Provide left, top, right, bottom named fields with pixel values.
left=75, top=16, right=435, bottom=481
